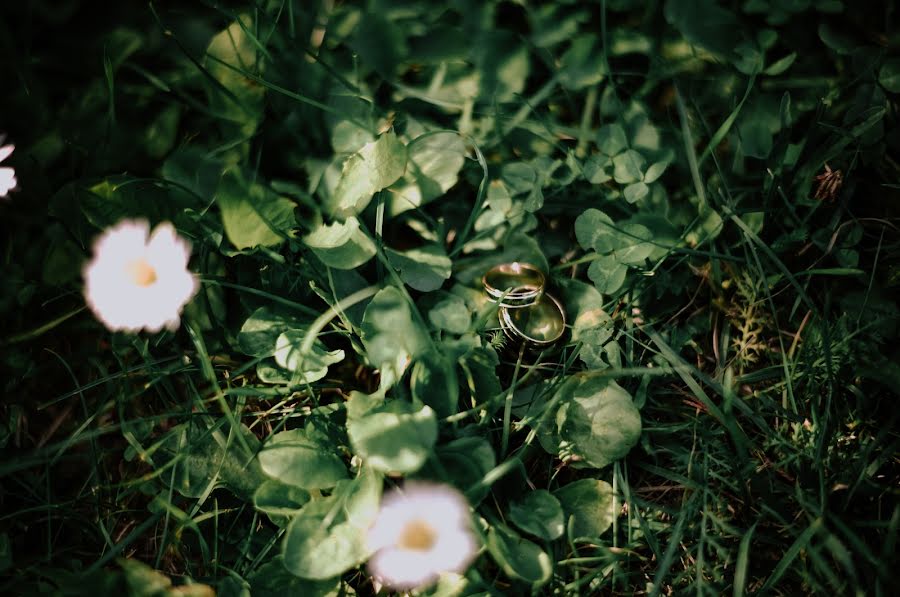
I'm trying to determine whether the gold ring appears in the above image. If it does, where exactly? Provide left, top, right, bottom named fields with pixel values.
left=482, top=262, right=545, bottom=308
left=498, top=290, right=566, bottom=348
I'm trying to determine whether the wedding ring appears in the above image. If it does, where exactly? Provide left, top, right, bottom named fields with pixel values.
left=482, top=262, right=545, bottom=308
left=498, top=289, right=566, bottom=348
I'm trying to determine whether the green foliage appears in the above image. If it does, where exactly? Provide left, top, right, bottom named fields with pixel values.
left=330, top=130, right=407, bottom=218
left=486, top=524, right=553, bottom=587
left=281, top=468, right=381, bottom=579
left=507, top=490, right=565, bottom=541
left=257, top=428, right=347, bottom=489
left=554, top=479, right=616, bottom=539
left=1, top=0, right=897, bottom=596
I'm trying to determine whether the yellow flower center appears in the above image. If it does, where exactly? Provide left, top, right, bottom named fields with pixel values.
left=397, top=519, right=438, bottom=551
left=125, top=258, right=158, bottom=287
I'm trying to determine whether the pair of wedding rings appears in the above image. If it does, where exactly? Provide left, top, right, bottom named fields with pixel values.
left=482, top=262, right=566, bottom=348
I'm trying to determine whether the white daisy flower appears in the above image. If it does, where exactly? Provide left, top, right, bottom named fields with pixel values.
left=83, top=219, right=198, bottom=333
left=367, top=482, right=478, bottom=591
left=0, top=142, right=17, bottom=198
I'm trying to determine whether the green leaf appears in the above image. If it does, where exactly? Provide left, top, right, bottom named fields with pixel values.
left=685, top=201, right=724, bottom=245
left=623, top=181, right=649, bottom=203
left=433, top=436, right=496, bottom=505
left=486, top=524, right=553, bottom=586
left=411, top=352, right=460, bottom=418
left=879, top=58, right=900, bottom=93
left=237, top=306, right=311, bottom=358
left=303, top=217, right=376, bottom=270
left=614, top=223, right=655, bottom=265
left=281, top=501, right=364, bottom=580
left=553, top=478, right=615, bottom=539
left=330, top=130, right=407, bottom=218
left=558, top=377, right=642, bottom=469
left=559, top=279, right=613, bottom=338
left=764, top=52, right=797, bottom=76
left=389, top=131, right=467, bottom=214
left=161, top=418, right=266, bottom=502
left=818, top=22, right=856, bottom=55
left=583, top=154, right=612, bottom=184
left=120, top=559, right=215, bottom=597
left=217, top=169, right=297, bottom=250
left=612, top=149, right=646, bottom=184
left=253, top=480, right=311, bottom=525
left=346, top=399, right=438, bottom=474
left=273, top=331, right=345, bottom=384
left=663, top=0, right=739, bottom=58
left=476, top=30, right=529, bottom=102
left=643, top=160, right=669, bottom=184
left=508, top=490, right=565, bottom=540
left=559, top=35, right=606, bottom=90
left=61, top=177, right=175, bottom=233
left=205, top=15, right=266, bottom=140
left=587, top=255, right=628, bottom=294
left=249, top=557, right=340, bottom=597
left=361, top=286, right=430, bottom=384
left=351, top=13, right=406, bottom=78
left=258, top=429, right=348, bottom=489
left=575, top=208, right=617, bottom=253
left=459, top=346, right=502, bottom=403
left=428, top=294, right=471, bottom=335
left=162, top=148, right=224, bottom=203
left=386, top=245, right=453, bottom=292
left=281, top=469, right=381, bottom=580
left=596, top=124, right=628, bottom=156
left=502, top=162, right=539, bottom=195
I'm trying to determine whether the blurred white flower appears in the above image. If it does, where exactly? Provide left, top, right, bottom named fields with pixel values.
left=367, top=482, right=477, bottom=591
left=83, top=219, right=198, bottom=333
left=0, top=142, right=17, bottom=198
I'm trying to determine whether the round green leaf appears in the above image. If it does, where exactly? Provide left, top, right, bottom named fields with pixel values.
left=330, top=130, right=407, bottom=218
left=237, top=306, right=310, bottom=358
left=347, top=402, right=438, bottom=473
left=428, top=295, right=471, bottom=335
left=558, top=377, right=641, bottom=469
left=303, top=217, right=376, bottom=270
left=389, top=131, right=467, bottom=215
left=623, top=181, right=649, bottom=203
left=486, top=524, right=552, bottom=586
left=282, top=514, right=366, bottom=580
left=258, top=429, right=348, bottom=489
left=361, top=286, right=431, bottom=385
left=273, top=330, right=345, bottom=383
left=217, top=169, right=296, bottom=250
left=587, top=256, right=628, bottom=294
left=553, top=478, right=615, bottom=540
left=508, top=490, right=565, bottom=540
left=253, top=480, right=310, bottom=525
left=574, top=208, right=617, bottom=253
left=612, top=150, right=646, bottom=184
left=386, top=245, right=452, bottom=292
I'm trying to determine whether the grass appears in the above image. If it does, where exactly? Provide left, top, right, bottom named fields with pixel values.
left=1, top=1, right=899, bottom=595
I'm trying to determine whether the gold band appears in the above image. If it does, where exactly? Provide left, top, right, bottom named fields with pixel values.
left=482, top=262, right=545, bottom=308
left=498, top=290, right=566, bottom=347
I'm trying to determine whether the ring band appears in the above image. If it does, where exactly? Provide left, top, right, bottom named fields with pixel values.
left=498, top=290, right=566, bottom=347
left=482, top=262, right=545, bottom=308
